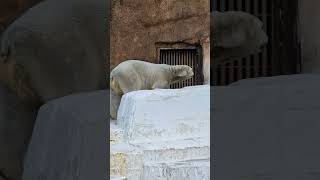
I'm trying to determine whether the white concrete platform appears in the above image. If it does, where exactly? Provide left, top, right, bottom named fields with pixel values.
left=110, top=85, right=210, bottom=180
left=143, top=158, right=210, bottom=180
left=110, top=176, right=127, bottom=180
left=117, top=85, right=210, bottom=142
left=110, top=120, right=124, bottom=144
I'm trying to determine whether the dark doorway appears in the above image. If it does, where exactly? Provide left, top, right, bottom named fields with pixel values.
left=159, top=48, right=204, bottom=89
left=211, top=0, right=301, bottom=86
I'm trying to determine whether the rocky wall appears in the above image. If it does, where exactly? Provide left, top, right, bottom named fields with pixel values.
left=110, top=0, right=210, bottom=83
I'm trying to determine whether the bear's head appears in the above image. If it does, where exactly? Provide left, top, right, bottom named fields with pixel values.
left=170, top=65, right=194, bottom=83
left=211, top=11, right=268, bottom=61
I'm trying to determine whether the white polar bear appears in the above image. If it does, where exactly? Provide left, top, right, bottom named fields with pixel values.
left=110, top=60, right=194, bottom=119
left=211, top=11, right=269, bottom=62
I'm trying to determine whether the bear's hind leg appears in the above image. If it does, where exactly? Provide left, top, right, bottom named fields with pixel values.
left=110, top=89, right=121, bottom=120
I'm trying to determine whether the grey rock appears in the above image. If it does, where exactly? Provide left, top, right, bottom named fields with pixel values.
left=213, top=74, right=320, bottom=180
left=22, top=90, right=108, bottom=180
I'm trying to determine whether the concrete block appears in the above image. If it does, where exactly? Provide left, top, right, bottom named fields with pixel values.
left=117, top=85, right=210, bottom=142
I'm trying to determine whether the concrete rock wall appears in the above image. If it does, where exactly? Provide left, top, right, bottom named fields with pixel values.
left=111, top=85, right=210, bottom=179
left=111, top=0, right=210, bottom=83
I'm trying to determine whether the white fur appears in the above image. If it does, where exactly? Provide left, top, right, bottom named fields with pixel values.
left=110, top=60, right=194, bottom=119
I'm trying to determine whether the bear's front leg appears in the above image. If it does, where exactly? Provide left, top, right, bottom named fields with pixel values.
left=110, top=89, right=121, bottom=120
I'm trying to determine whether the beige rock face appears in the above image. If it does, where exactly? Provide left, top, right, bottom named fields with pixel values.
left=110, top=0, right=210, bottom=72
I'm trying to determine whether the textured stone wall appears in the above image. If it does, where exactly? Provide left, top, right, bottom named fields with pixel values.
left=110, top=0, right=210, bottom=83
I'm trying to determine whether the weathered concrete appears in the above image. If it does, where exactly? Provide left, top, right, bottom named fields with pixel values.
left=117, top=85, right=210, bottom=142
left=110, top=0, right=210, bottom=83
left=22, top=90, right=108, bottom=180
left=111, top=85, right=210, bottom=179
left=213, top=74, right=320, bottom=180
left=110, top=176, right=127, bottom=180
left=143, top=159, right=210, bottom=180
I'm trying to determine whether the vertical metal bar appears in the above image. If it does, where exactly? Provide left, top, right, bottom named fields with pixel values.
left=228, top=0, right=234, bottom=11
left=245, top=0, right=251, bottom=18
left=180, top=50, right=183, bottom=88
left=220, top=0, right=226, bottom=11
left=180, top=50, right=182, bottom=88
left=183, top=50, right=186, bottom=87
left=236, top=59, right=241, bottom=82
left=183, top=50, right=185, bottom=88
left=190, top=50, right=193, bottom=86
left=186, top=50, right=189, bottom=86
left=233, top=60, right=238, bottom=82
left=240, top=0, right=245, bottom=11
left=220, top=63, right=226, bottom=85
left=162, top=50, right=165, bottom=64
left=177, top=50, right=179, bottom=88
left=191, top=50, right=194, bottom=86
left=168, top=50, right=172, bottom=88
left=253, top=0, right=259, bottom=77
left=192, top=51, right=195, bottom=85
left=184, top=50, right=186, bottom=87
left=174, top=50, right=176, bottom=88
left=241, top=58, right=246, bottom=79
left=212, top=0, right=217, bottom=11
left=196, top=50, right=198, bottom=85
left=234, top=0, right=239, bottom=11
left=189, top=50, right=191, bottom=86
left=229, top=61, right=234, bottom=83
left=262, top=0, right=268, bottom=76
left=225, top=63, right=229, bottom=85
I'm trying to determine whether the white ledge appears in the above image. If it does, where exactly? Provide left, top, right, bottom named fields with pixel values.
left=117, top=85, right=210, bottom=142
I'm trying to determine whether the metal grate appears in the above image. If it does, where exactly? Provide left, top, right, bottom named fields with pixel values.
left=212, top=0, right=274, bottom=85
left=159, top=48, right=204, bottom=89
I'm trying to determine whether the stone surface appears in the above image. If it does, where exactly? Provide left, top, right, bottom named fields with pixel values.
left=22, top=90, right=107, bottom=180
left=110, top=120, right=124, bottom=144
left=110, top=143, right=143, bottom=180
left=213, top=74, right=320, bottom=180
left=110, top=0, right=210, bottom=68
left=117, top=85, right=210, bottom=142
left=111, top=85, right=210, bottom=179
left=110, top=176, right=127, bottom=180
left=136, top=138, right=210, bottom=163
left=143, top=158, right=210, bottom=180
left=110, top=0, right=210, bottom=84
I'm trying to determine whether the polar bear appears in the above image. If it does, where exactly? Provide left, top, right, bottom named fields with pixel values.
left=110, top=60, right=194, bottom=119
left=211, top=11, right=268, bottom=62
